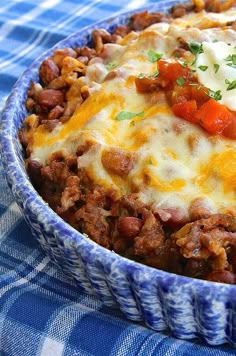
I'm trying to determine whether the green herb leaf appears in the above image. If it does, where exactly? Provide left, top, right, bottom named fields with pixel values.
left=105, top=62, right=116, bottom=70
left=137, top=69, right=159, bottom=79
left=147, top=158, right=153, bottom=165
left=198, top=65, right=208, bottom=71
left=176, top=76, right=185, bottom=86
left=225, top=79, right=236, bottom=91
left=226, top=63, right=236, bottom=68
left=188, top=42, right=203, bottom=56
left=147, top=50, right=162, bottom=62
left=115, top=111, right=144, bottom=121
left=214, top=63, right=220, bottom=73
left=207, top=89, right=222, bottom=101
left=224, top=54, right=236, bottom=68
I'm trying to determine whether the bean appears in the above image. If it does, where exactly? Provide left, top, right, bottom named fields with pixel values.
left=118, top=217, right=143, bottom=239
left=101, top=148, right=135, bottom=177
left=39, top=58, right=59, bottom=85
left=38, top=89, right=64, bottom=110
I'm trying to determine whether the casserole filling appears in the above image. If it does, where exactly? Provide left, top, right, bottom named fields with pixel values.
left=19, top=0, right=236, bottom=283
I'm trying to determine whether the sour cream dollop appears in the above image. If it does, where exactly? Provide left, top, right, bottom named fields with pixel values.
left=196, top=41, right=236, bottom=111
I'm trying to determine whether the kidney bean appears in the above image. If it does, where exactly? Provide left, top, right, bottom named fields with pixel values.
left=154, top=207, right=188, bottom=228
left=118, top=217, right=143, bottom=239
left=39, top=58, right=59, bottom=85
left=205, top=270, right=236, bottom=284
left=38, top=89, right=64, bottom=110
left=101, top=148, right=135, bottom=177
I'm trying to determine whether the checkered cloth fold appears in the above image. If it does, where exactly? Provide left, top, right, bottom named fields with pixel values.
left=0, top=1, right=235, bottom=355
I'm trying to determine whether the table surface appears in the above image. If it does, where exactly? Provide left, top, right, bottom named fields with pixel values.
left=0, top=1, right=236, bottom=355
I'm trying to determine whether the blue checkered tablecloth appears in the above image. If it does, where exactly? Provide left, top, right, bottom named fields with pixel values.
left=0, top=1, right=236, bottom=355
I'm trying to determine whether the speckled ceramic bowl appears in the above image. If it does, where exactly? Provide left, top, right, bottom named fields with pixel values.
left=1, top=0, right=236, bottom=346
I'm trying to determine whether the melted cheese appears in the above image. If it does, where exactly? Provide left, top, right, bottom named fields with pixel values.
left=30, top=7, right=236, bottom=215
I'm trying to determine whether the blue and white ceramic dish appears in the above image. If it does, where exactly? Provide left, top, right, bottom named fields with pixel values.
left=1, top=0, right=236, bottom=346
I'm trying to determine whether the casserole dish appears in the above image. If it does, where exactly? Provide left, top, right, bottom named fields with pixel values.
left=1, top=0, right=236, bottom=346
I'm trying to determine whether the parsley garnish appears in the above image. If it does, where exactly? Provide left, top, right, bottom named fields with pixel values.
left=188, top=42, right=203, bottom=56
left=138, top=70, right=159, bottom=79
left=188, top=42, right=203, bottom=66
left=105, top=62, right=116, bottom=70
left=198, top=65, right=208, bottom=71
left=214, top=63, right=220, bottom=73
left=176, top=76, right=185, bottom=86
left=207, top=89, right=222, bottom=101
left=147, top=158, right=153, bottom=165
left=115, top=111, right=144, bottom=121
left=225, top=79, right=236, bottom=91
left=147, top=50, right=162, bottom=62
left=224, top=54, right=236, bottom=69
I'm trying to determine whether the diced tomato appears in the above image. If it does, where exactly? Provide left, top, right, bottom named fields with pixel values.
left=158, top=59, right=191, bottom=82
left=190, top=85, right=209, bottom=107
left=194, top=99, right=234, bottom=135
left=222, top=113, right=236, bottom=139
left=169, top=84, right=191, bottom=105
left=172, top=100, right=198, bottom=123
left=169, top=84, right=209, bottom=107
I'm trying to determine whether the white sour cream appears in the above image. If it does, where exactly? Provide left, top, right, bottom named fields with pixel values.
left=196, top=41, right=236, bottom=110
